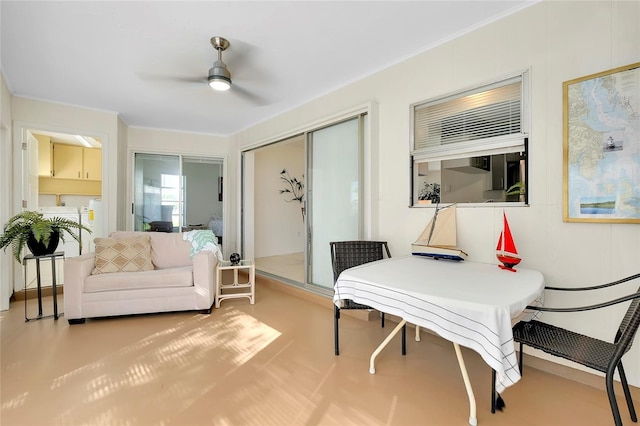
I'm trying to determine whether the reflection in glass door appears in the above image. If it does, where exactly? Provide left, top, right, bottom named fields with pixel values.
left=133, top=154, right=181, bottom=232
left=133, top=154, right=224, bottom=244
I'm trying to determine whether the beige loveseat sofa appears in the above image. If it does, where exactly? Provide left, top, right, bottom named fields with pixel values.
left=64, top=231, right=220, bottom=324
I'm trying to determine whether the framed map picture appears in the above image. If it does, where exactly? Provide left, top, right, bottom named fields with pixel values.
left=563, top=62, right=640, bottom=223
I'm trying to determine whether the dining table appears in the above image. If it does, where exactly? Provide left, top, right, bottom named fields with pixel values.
left=333, top=255, right=545, bottom=425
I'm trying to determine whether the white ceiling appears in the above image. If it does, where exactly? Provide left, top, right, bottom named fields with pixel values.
left=1, top=1, right=535, bottom=137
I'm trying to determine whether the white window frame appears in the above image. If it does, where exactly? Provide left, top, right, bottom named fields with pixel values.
left=410, top=69, right=530, bottom=206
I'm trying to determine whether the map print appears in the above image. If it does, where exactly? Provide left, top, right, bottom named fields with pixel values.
left=565, top=63, right=640, bottom=222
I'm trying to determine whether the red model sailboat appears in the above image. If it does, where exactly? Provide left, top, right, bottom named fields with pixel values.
left=496, top=212, right=521, bottom=271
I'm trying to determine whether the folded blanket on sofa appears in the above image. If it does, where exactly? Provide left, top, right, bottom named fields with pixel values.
left=183, top=230, right=223, bottom=261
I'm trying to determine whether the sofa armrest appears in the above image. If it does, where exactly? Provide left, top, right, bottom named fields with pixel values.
left=64, top=252, right=95, bottom=319
left=192, top=250, right=217, bottom=310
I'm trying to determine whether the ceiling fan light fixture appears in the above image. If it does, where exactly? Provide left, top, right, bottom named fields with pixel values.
left=208, top=62, right=231, bottom=91
left=208, top=37, right=232, bottom=91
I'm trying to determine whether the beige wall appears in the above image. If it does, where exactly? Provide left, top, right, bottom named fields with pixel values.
left=0, top=73, right=13, bottom=310
left=117, top=117, right=128, bottom=231
left=232, top=1, right=640, bottom=385
left=254, top=136, right=305, bottom=257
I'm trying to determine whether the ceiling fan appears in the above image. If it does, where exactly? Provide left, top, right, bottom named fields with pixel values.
left=207, top=36, right=232, bottom=91
left=138, top=36, right=268, bottom=105
left=203, top=36, right=269, bottom=104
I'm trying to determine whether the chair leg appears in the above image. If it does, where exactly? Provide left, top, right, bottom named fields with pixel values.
left=606, top=366, right=624, bottom=426
left=334, top=305, right=340, bottom=356
left=491, top=369, right=505, bottom=413
left=401, top=324, right=406, bottom=355
left=381, top=312, right=385, bottom=328
left=491, top=369, right=496, bottom=413
left=518, top=342, right=524, bottom=374
left=618, top=362, right=637, bottom=422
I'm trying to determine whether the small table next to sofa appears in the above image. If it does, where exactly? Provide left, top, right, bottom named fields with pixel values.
left=215, top=260, right=255, bottom=308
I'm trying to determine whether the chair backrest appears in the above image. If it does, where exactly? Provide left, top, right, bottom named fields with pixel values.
left=329, top=241, right=391, bottom=283
left=615, top=284, right=640, bottom=355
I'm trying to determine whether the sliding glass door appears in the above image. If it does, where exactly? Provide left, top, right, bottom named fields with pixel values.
left=308, top=117, right=362, bottom=289
left=133, top=154, right=181, bottom=231
left=242, top=114, right=364, bottom=292
left=133, top=153, right=223, bottom=241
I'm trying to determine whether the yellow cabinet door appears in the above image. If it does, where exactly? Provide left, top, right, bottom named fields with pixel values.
left=36, top=135, right=53, bottom=177
left=52, top=144, right=83, bottom=179
left=82, top=148, right=102, bottom=180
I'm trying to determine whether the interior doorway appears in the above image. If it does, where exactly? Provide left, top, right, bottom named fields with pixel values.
left=244, top=114, right=365, bottom=292
left=132, top=153, right=224, bottom=247
left=251, top=135, right=305, bottom=283
left=14, top=127, right=104, bottom=295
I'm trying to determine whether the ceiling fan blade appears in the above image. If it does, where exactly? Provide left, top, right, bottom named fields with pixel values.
left=137, top=71, right=206, bottom=85
left=232, top=84, right=270, bottom=106
left=223, top=39, right=255, bottom=71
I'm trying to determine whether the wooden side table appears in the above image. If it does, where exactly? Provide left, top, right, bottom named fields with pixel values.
left=23, top=251, right=65, bottom=321
left=215, top=259, right=255, bottom=308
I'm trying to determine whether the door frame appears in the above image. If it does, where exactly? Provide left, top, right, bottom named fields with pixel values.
left=9, top=121, right=109, bottom=296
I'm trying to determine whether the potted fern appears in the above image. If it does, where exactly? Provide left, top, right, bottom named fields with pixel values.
left=0, top=211, right=91, bottom=263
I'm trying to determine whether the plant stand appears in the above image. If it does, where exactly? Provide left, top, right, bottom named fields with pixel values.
left=23, top=251, right=64, bottom=321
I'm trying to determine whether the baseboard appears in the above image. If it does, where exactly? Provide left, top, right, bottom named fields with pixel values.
left=257, top=275, right=639, bottom=398
left=256, top=275, right=377, bottom=321
left=12, top=286, right=64, bottom=301
left=522, top=351, right=640, bottom=399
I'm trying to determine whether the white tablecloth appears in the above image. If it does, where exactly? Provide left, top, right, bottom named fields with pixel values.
left=333, top=256, right=545, bottom=393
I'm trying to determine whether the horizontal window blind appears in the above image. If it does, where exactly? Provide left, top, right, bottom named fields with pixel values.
left=414, top=78, right=522, bottom=151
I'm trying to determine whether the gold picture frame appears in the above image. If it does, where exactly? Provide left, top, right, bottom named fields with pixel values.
left=563, top=62, right=640, bottom=223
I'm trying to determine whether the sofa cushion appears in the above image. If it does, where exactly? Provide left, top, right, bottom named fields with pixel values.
left=92, top=235, right=154, bottom=274
left=84, top=267, right=194, bottom=292
left=110, top=231, right=192, bottom=269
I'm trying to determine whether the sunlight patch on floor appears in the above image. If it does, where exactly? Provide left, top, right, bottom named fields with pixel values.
left=46, top=311, right=281, bottom=424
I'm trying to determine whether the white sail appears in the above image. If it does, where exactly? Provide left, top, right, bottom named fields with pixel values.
left=412, top=204, right=467, bottom=261
left=414, top=204, right=458, bottom=247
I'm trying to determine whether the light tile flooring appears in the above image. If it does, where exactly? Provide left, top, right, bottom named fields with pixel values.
left=1, top=277, right=638, bottom=425
left=255, top=252, right=305, bottom=283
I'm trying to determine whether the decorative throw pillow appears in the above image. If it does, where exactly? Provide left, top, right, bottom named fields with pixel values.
left=92, top=236, right=154, bottom=274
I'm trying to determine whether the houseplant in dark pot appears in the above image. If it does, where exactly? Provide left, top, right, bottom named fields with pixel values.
left=0, top=211, right=91, bottom=263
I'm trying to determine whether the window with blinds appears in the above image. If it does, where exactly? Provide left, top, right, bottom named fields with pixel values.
left=411, top=71, right=529, bottom=205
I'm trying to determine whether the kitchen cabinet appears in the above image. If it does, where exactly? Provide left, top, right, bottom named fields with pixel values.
left=36, top=135, right=53, bottom=177
left=491, top=154, right=505, bottom=190
left=51, top=143, right=101, bottom=181
left=53, top=144, right=83, bottom=179
left=83, top=148, right=102, bottom=180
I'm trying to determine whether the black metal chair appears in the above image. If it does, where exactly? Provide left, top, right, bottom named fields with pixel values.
left=330, top=240, right=406, bottom=356
left=512, top=273, right=640, bottom=426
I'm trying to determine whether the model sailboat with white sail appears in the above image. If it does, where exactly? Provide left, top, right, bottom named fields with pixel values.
left=412, top=204, right=467, bottom=261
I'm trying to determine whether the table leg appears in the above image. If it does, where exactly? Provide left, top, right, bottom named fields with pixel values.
left=51, top=256, right=58, bottom=320
left=215, top=267, right=222, bottom=308
left=453, top=342, right=478, bottom=426
left=35, top=258, right=43, bottom=317
left=23, top=261, right=28, bottom=321
left=369, top=319, right=407, bottom=374
left=250, top=265, right=255, bottom=304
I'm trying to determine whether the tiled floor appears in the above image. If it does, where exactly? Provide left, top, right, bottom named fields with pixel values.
left=1, top=277, right=637, bottom=425
left=255, top=252, right=304, bottom=283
